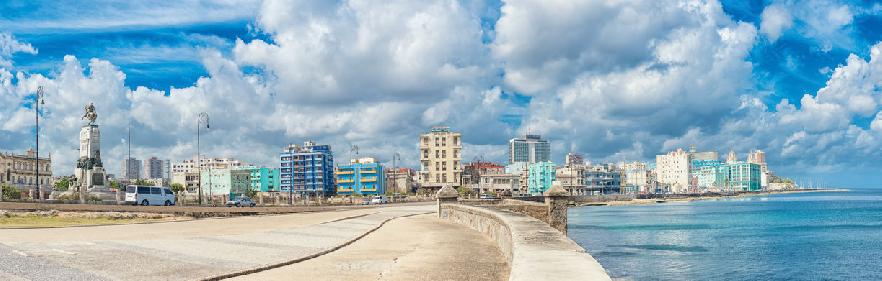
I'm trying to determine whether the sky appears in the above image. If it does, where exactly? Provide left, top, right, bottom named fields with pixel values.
left=1, top=0, right=882, bottom=188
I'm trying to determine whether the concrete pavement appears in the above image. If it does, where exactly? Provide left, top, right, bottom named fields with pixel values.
left=0, top=204, right=448, bottom=280
left=231, top=214, right=509, bottom=281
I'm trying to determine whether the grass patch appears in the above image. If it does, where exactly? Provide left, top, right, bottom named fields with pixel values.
left=0, top=215, right=184, bottom=228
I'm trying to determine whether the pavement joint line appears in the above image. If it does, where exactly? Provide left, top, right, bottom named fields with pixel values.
left=201, top=211, right=435, bottom=281
left=319, top=212, right=377, bottom=224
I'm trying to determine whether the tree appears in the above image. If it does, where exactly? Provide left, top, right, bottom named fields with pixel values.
left=109, top=180, right=120, bottom=190
left=2, top=184, right=21, bottom=200
left=170, top=183, right=185, bottom=194
left=133, top=179, right=151, bottom=186
left=54, top=177, right=70, bottom=191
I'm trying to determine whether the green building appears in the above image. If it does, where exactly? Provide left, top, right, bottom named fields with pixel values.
left=243, top=167, right=281, bottom=192
left=725, top=162, right=761, bottom=192
left=528, top=161, right=556, bottom=195
left=200, top=168, right=251, bottom=199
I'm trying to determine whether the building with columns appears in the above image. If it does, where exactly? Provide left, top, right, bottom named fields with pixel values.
left=0, top=149, right=52, bottom=193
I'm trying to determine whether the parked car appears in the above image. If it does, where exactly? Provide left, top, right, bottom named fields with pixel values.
left=370, top=195, right=389, bottom=204
left=226, top=197, right=256, bottom=207
left=125, top=185, right=176, bottom=206
left=479, top=193, right=499, bottom=200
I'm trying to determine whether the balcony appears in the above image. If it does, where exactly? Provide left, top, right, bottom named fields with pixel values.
left=336, top=170, right=354, bottom=175
left=360, top=169, right=377, bottom=173
left=362, top=177, right=377, bottom=182
left=338, top=179, right=355, bottom=183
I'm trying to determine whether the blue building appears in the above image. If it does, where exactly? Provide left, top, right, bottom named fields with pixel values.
left=527, top=161, right=556, bottom=195
left=280, top=141, right=335, bottom=197
left=336, top=157, right=385, bottom=196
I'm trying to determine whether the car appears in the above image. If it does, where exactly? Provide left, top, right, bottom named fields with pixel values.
left=226, top=197, right=256, bottom=207
left=370, top=195, right=389, bottom=204
left=125, top=185, right=176, bottom=206
left=479, top=193, right=499, bottom=200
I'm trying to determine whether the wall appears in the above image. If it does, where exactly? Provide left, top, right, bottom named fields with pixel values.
left=440, top=203, right=611, bottom=281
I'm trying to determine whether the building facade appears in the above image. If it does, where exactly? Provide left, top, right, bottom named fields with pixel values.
left=385, top=167, right=416, bottom=194
left=0, top=149, right=52, bottom=192
left=725, top=162, right=761, bottom=192
left=656, top=148, right=691, bottom=193
left=509, top=134, right=550, bottom=164
left=143, top=157, right=170, bottom=180
left=171, top=157, right=246, bottom=194
left=622, top=161, right=651, bottom=194
left=527, top=161, right=556, bottom=195
left=280, top=141, right=335, bottom=197
left=418, top=126, right=462, bottom=191
left=199, top=168, right=251, bottom=199
left=120, top=157, right=142, bottom=180
left=244, top=167, right=281, bottom=193
left=583, top=164, right=622, bottom=194
left=336, top=157, right=385, bottom=196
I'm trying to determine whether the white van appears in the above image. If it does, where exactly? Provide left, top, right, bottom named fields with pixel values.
left=125, top=185, right=176, bottom=206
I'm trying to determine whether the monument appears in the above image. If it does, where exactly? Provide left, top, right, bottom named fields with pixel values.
left=73, top=103, right=109, bottom=200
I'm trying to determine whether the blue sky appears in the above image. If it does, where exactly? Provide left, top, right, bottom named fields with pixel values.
left=2, top=0, right=882, bottom=188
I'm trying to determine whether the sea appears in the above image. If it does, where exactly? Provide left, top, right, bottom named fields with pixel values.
left=568, top=189, right=882, bottom=281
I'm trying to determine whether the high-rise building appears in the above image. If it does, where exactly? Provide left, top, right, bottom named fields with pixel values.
left=120, top=157, right=142, bottom=180
left=418, top=126, right=462, bottom=191
left=725, top=162, right=761, bottom=192
left=527, top=161, right=556, bottom=195
left=656, top=148, right=691, bottom=193
left=509, top=134, right=550, bottom=164
left=336, top=157, right=385, bottom=196
left=143, top=157, right=170, bottom=180
left=280, top=141, right=335, bottom=197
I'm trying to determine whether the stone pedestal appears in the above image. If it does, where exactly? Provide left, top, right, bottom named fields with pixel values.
left=436, top=185, right=459, bottom=218
left=544, top=181, right=570, bottom=234
left=74, top=124, right=107, bottom=201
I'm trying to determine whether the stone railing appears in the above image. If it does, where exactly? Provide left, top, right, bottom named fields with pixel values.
left=436, top=184, right=611, bottom=281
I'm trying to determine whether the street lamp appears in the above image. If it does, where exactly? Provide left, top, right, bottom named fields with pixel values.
left=35, top=86, right=45, bottom=201
left=392, top=152, right=400, bottom=195
left=196, top=112, right=209, bottom=205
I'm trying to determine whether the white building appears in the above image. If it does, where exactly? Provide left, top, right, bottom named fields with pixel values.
left=171, top=157, right=247, bottom=193
left=656, top=148, right=691, bottom=193
left=418, top=126, right=462, bottom=191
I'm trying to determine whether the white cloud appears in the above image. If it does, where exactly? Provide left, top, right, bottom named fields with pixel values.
left=760, top=4, right=793, bottom=42
left=0, top=32, right=37, bottom=68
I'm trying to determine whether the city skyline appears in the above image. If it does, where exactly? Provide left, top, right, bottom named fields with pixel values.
left=2, top=1, right=882, bottom=187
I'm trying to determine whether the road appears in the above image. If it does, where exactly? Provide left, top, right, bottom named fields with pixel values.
left=0, top=203, right=509, bottom=281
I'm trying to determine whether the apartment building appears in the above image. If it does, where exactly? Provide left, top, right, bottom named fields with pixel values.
left=418, top=126, right=462, bottom=192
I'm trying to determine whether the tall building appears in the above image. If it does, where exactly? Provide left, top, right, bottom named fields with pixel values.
left=120, top=157, right=142, bottom=180
left=509, top=134, right=550, bottom=164
left=527, top=161, right=556, bottom=195
left=747, top=149, right=769, bottom=189
left=336, top=157, right=385, bottom=196
left=622, top=161, right=651, bottom=194
left=280, top=141, right=335, bottom=197
left=0, top=149, right=52, bottom=192
left=418, top=126, right=462, bottom=191
left=143, top=157, right=170, bottom=180
left=656, top=148, right=691, bottom=193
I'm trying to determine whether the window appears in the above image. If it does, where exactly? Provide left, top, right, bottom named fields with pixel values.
left=442, top=150, right=446, bottom=158
left=137, top=186, right=150, bottom=194
left=165, top=189, right=174, bottom=195
left=151, top=187, right=161, bottom=194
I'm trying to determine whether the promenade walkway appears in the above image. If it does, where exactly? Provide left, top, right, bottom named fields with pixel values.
left=0, top=203, right=510, bottom=281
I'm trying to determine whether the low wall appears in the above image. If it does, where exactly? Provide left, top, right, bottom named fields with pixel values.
left=440, top=203, right=610, bottom=281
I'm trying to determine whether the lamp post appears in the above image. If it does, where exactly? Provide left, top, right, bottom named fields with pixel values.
left=392, top=152, right=400, bottom=195
left=196, top=112, right=209, bottom=205
left=35, top=86, right=45, bottom=201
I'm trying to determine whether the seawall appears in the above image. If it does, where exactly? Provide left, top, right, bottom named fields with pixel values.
left=440, top=203, right=611, bottom=281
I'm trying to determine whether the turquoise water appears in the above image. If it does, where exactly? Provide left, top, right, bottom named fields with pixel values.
left=568, top=189, right=882, bottom=281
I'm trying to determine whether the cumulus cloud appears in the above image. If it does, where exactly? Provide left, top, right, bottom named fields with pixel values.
left=760, top=4, right=793, bottom=42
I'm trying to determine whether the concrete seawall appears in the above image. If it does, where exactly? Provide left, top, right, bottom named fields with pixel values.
left=440, top=203, right=611, bottom=281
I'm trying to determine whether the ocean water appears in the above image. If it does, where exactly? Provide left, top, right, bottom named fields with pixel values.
left=568, top=189, right=882, bottom=281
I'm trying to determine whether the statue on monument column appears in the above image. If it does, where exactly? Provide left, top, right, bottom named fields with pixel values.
left=83, top=103, right=97, bottom=125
